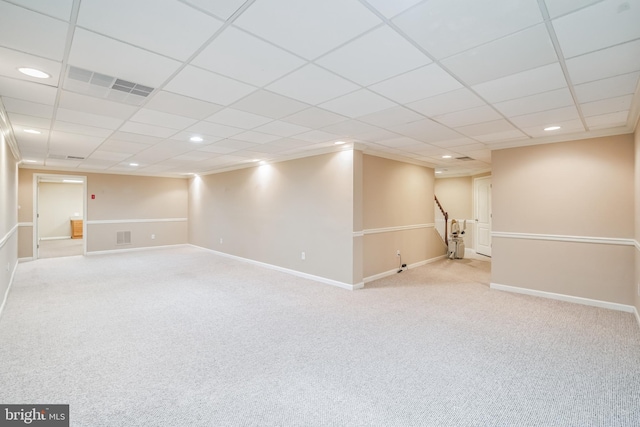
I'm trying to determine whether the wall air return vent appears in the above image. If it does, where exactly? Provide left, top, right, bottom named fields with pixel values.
left=455, top=156, right=475, bottom=161
left=116, top=231, right=132, bottom=246
left=65, top=66, right=155, bottom=106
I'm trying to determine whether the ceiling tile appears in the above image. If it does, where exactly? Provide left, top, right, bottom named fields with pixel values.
left=374, top=136, right=425, bottom=148
left=552, top=0, right=640, bottom=59
left=281, top=107, right=348, bottom=129
left=98, top=140, right=151, bottom=154
left=130, top=109, right=197, bottom=130
left=317, top=25, right=431, bottom=86
left=407, top=88, right=486, bottom=117
left=214, top=139, right=260, bottom=150
left=321, top=120, right=380, bottom=136
left=206, top=108, right=273, bottom=129
left=580, top=94, right=633, bottom=117
left=193, top=26, right=305, bottom=87
left=53, top=121, right=113, bottom=138
left=77, top=0, right=223, bottom=61
left=521, top=118, right=585, bottom=137
left=0, top=2, right=68, bottom=60
left=319, top=89, right=397, bottom=118
left=68, top=29, right=182, bottom=87
left=169, top=131, right=222, bottom=145
left=392, top=0, right=543, bottom=59
left=455, top=119, right=519, bottom=138
left=472, top=62, right=567, bottom=103
left=231, top=90, right=309, bottom=119
left=435, top=105, right=503, bottom=128
left=144, top=91, right=223, bottom=120
left=119, top=122, right=178, bottom=138
left=108, top=131, right=163, bottom=144
left=88, top=151, right=132, bottom=162
left=186, top=121, right=244, bottom=139
left=56, top=108, right=124, bottom=129
left=565, top=39, right=640, bottom=84
left=8, top=0, right=74, bottom=21
left=429, top=137, right=480, bottom=148
left=59, top=91, right=138, bottom=119
left=352, top=128, right=398, bottom=141
left=544, top=0, right=601, bottom=18
left=474, top=129, right=529, bottom=143
left=493, top=88, right=574, bottom=117
left=370, top=64, right=462, bottom=104
left=0, top=76, right=57, bottom=105
left=267, top=64, right=359, bottom=105
left=293, top=130, right=341, bottom=143
left=0, top=47, right=61, bottom=85
left=574, top=72, right=640, bottom=103
left=388, top=118, right=462, bottom=143
left=584, top=110, right=629, bottom=129
left=2, top=97, right=53, bottom=118
left=357, top=106, right=425, bottom=127
left=164, top=65, right=257, bottom=106
left=364, top=0, right=424, bottom=18
left=6, top=113, right=51, bottom=129
left=49, top=131, right=105, bottom=151
left=442, top=24, right=557, bottom=85
left=181, top=0, right=248, bottom=20
left=197, top=143, right=241, bottom=155
left=253, top=121, right=311, bottom=138
left=232, top=131, right=281, bottom=144
left=233, top=0, right=381, bottom=60
left=509, top=105, right=580, bottom=127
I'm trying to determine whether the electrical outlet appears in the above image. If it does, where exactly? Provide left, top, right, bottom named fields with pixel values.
left=301, top=251, right=305, bottom=260
left=220, top=238, right=223, bottom=244
left=396, top=250, right=400, bottom=256
left=151, top=234, right=155, bottom=240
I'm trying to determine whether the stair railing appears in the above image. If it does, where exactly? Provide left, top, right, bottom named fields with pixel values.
left=434, top=195, right=448, bottom=246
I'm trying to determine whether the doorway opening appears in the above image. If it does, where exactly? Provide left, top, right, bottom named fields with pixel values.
left=33, top=174, right=87, bottom=259
left=474, top=176, right=492, bottom=257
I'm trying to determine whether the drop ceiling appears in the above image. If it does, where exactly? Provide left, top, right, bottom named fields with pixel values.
left=0, top=0, right=639, bottom=178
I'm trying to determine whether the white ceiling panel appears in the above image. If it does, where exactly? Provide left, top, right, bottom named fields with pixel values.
left=49, top=131, right=105, bottom=150
left=544, top=0, right=601, bottom=18
left=474, top=129, right=529, bottom=143
left=442, top=24, right=557, bottom=86
left=232, top=131, right=281, bottom=144
left=206, top=108, right=273, bottom=129
left=164, top=65, right=257, bottom=106
left=294, top=130, right=341, bottom=143
left=493, top=88, right=575, bottom=117
left=68, top=29, right=182, bottom=87
left=181, top=0, right=248, bottom=20
left=521, top=118, right=585, bottom=137
left=231, top=90, right=309, bottom=119
left=253, top=121, right=311, bottom=138
left=510, top=105, right=580, bottom=128
left=59, top=91, right=138, bottom=119
left=574, top=72, right=640, bottom=103
left=0, top=76, right=57, bottom=105
left=319, top=89, right=397, bottom=118
left=119, top=122, right=177, bottom=138
left=281, top=107, right=348, bottom=129
left=8, top=0, right=74, bottom=21
left=388, top=118, right=462, bottom=143
left=455, top=119, right=519, bottom=138
left=56, top=108, right=124, bottom=129
left=6, top=113, right=51, bottom=129
left=565, top=39, right=640, bottom=84
left=214, top=139, right=260, bottom=151
left=130, top=109, right=197, bottom=130
left=407, top=89, right=486, bottom=117
left=585, top=110, right=629, bottom=128
left=53, top=121, right=113, bottom=138
left=472, top=63, right=567, bottom=103
left=144, top=91, right=223, bottom=120
left=233, top=0, right=381, bottom=60
left=552, top=0, right=640, bottom=59
left=392, top=0, right=543, bottom=59
left=98, top=140, right=151, bottom=154
left=580, top=94, right=633, bottom=117
left=2, top=97, right=53, bottom=118
left=370, top=64, right=462, bottom=104
left=88, top=151, right=132, bottom=162
left=193, top=26, right=305, bottom=87
left=357, top=106, right=425, bottom=127
left=186, top=121, right=244, bottom=139
left=321, top=120, right=380, bottom=136
left=197, top=143, right=241, bottom=155
left=267, top=64, right=359, bottom=105
left=169, top=131, right=222, bottom=145
left=108, top=132, right=163, bottom=145
left=374, top=136, right=425, bottom=148
left=435, top=105, right=503, bottom=128
left=0, top=2, right=68, bottom=60
left=77, top=0, right=223, bottom=61
left=317, top=25, right=431, bottom=86
left=364, top=0, right=424, bottom=18
left=0, top=47, right=61, bottom=85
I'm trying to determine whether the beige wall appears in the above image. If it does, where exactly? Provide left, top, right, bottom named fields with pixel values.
left=635, top=125, right=640, bottom=314
left=18, top=169, right=188, bottom=257
left=38, top=182, right=83, bottom=239
left=362, top=154, right=443, bottom=278
left=492, top=134, right=635, bottom=305
left=0, top=107, right=18, bottom=305
left=189, top=151, right=356, bottom=285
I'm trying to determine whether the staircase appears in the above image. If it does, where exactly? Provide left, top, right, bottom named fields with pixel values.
left=434, top=195, right=448, bottom=247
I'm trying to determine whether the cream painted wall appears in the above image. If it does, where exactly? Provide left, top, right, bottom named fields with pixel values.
left=18, top=169, right=188, bottom=257
left=0, top=119, right=18, bottom=307
left=189, top=151, right=356, bottom=285
left=492, top=134, right=635, bottom=305
left=634, top=125, right=640, bottom=314
left=362, top=154, right=443, bottom=278
left=38, top=182, right=83, bottom=239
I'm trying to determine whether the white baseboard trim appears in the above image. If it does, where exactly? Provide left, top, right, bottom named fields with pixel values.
left=18, top=257, right=33, bottom=263
left=634, top=307, right=640, bottom=330
left=192, top=244, right=362, bottom=291
left=490, top=282, right=636, bottom=314
left=40, top=236, right=71, bottom=241
left=86, top=243, right=189, bottom=256
left=363, top=254, right=447, bottom=284
left=0, top=260, right=18, bottom=321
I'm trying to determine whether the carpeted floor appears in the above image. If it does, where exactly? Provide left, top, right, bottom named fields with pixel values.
left=38, top=238, right=84, bottom=259
left=0, top=246, right=638, bottom=426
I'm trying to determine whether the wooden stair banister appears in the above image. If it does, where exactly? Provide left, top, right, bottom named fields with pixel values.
left=434, top=195, right=448, bottom=246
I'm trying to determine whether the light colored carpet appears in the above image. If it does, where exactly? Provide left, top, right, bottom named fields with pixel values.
left=38, top=238, right=83, bottom=259
left=0, top=246, right=638, bottom=426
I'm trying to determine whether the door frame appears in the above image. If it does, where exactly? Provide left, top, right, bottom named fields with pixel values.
left=33, top=173, right=87, bottom=259
left=473, top=175, right=492, bottom=257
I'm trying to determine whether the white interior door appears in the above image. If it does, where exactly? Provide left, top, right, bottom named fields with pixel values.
left=474, top=176, right=492, bottom=257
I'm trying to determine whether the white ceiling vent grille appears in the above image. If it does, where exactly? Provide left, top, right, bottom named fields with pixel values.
left=455, top=156, right=475, bottom=161
left=48, top=154, right=86, bottom=160
left=65, top=66, right=155, bottom=106
left=116, top=231, right=132, bottom=246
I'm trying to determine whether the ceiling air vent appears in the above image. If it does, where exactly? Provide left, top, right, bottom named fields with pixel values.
left=65, top=66, right=155, bottom=105
left=455, top=156, right=475, bottom=161
left=48, top=154, right=85, bottom=160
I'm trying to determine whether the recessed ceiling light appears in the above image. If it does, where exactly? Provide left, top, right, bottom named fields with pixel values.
left=442, top=155, right=452, bottom=159
left=544, top=126, right=561, bottom=131
left=129, top=162, right=139, bottom=167
left=190, top=136, right=203, bottom=142
left=24, top=129, right=41, bottom=134
left=18, top=67, right=50, bottom=79
left=334, top=141, right=346, bottom=145
left=23, top=159, right=37, bottom=163
left=252, top=159, right=260, bottom=162
left=63, top=179, right=83, bottom=183
left=435, top=171, right=443, bottom=174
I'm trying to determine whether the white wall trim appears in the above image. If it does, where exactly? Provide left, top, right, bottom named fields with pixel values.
left=353, top=231, right=364, bottom=237
left=86, top=243, right=189, bottom=256
left=634, top=307, right=640, bottom=330
left=0, top=259, right=18, bottom=321
left=191, top=244, right=363, bottom=291
left=40, top=236, right=72, bottom=241
left=86, top=218, right=188, bottom=225
left=492, top=231, right=635, bottom=247
left=363, top=254, right=447, bottom=284
left=634, top=239, right=640, bottom=251
left=490, top=282, right=636, bottom=313
left=0, top=224, right=18, bottom=250
left=18, top=222, right=33, bottom=227
left=357, top=223, right=435, bottom=236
